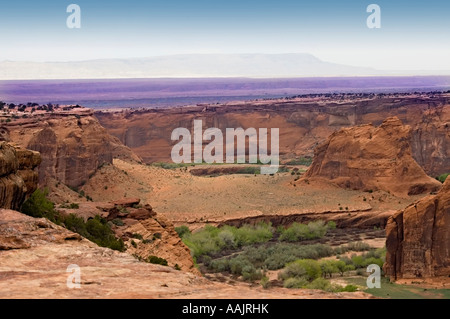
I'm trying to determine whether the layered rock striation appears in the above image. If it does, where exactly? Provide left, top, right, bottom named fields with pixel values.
left=302, top=117, right=442, bottom=197
left=384, top=178, right=450, bottom=280
left=0, top=142, right=41, bottom=210
left=2, top=109, right=140, bottom=188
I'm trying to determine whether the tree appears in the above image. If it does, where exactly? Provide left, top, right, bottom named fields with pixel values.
left=319, top=260, right=339, bottom=278
left=280, top=259, right=322, bottom=282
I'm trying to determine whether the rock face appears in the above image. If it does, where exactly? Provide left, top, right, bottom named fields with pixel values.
left=0, top=142, right=41, bottom=210
left=57, top=198, right=198, bottom=274
left=0, top=209, right=371, bottom=299
left=384, top=178, right=450, bottom=280
left=95, top=94, right=450, bottom=176
left=3, top=109, right=140, bottom=188
left=303, top=117, right=442, bottom=197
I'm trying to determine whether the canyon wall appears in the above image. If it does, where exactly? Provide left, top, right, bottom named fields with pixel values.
left=0, top=142, right=41, bottom=210
left=384, top=178, right=450, bottom=280
left=302, top=117, right=442, bottom=197
left=95, top=95, right=450, bottom=176
left=1, top=109, right=140, bottom=188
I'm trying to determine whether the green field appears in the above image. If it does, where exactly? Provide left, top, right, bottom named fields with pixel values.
left=345, top=277, right=450, bottom=299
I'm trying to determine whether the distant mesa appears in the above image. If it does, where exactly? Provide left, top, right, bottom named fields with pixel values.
left=302, top=117, right=442, bottom=197
left=0, top=53, right=380, bottom=80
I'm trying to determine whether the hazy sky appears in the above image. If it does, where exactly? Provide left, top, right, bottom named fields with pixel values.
left=1, top=0, right=450, bottom=70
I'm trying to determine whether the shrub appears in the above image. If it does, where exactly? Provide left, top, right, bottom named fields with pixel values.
left=437, top=173, right=449, bottom=183
left=283, top=277, right=309, bottom=289
left=175, top=225, right=191, bottom=238
left=69, top=203, right=79, bottom=209
left=279, top=259, right=322, bottom=282
left=242, top=265, right=263, bottom=281
left=260, top=276, right=270, bottom=289
left=218, top=229, right=236, bottom=248
left=153, top=232, right=162, bottom=240
left=132, top=233, right=144, bottom=240
left=111, top=218, right=124, bottom=226
left=21, top=189, right=60, bottom=223
left=279, top=220, right=328, bottom=242
left=147, top=255, right=168, bottom=266
left=305, top=277, right=331, bottom=290
left=319, top=260, right=339, bottom=278
left=327, top=221, right=337, bottom=229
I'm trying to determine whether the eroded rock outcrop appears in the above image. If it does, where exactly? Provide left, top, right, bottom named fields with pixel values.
left=0, top=142, right=41, bottom=210
left=0, top=210, right=371, bottom=298
left=302, top=117, right=442, bottom=197
left=384, top=178, right=450, bottom=280
left=3, top=110, right=140, bottom=188
left=57, top=198, right=198, bottom=274
left=95, top=95, right=450, bottom=176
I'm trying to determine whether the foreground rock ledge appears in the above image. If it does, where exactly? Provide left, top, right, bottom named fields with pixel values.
left=0, top=209, right=373, bottom=299
left=384, top=178, right=450, bottom=280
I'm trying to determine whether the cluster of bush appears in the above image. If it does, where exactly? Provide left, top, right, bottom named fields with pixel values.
left=279, top=248, right=385, bottom=292
left=338, top=247, right=385, bottom=271
left=178, top=223, right=274, bottom=259
left=279, top=259, right=358, bottom=292
left=206, top=243, right=335, bottom=278
left=278, top=220, right=335, bottom=242
left=21, top=189, right=125, bottom=251
left=177, top=220, right=336, bottom=260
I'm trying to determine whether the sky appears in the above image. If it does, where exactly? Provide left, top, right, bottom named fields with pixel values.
left=0, top=0, right=450, bottom=71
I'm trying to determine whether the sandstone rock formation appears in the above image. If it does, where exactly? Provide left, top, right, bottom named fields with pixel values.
left=57, top=198, right=198, bottom=274
left=384, top=178, right=450, bottom=280
left=0, top=209, right=371, bottom=299
left=302, top=117, right=442, bottom=197
left=0, top=142, right=41, bottom=210
left=95, top=94, right=450, bottom=176
left=3, top=108, right=140, bottom=188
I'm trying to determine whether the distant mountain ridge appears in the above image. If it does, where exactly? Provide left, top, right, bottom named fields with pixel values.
left=0, top=53, right=382, bottom=79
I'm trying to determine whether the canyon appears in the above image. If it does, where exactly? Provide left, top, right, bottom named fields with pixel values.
left=0, top=92, right=448, bottom=298
left=95, top=93, right=450, bottom=177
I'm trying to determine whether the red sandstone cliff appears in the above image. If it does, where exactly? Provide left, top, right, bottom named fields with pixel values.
left=303, top=117, right=442, bottom=197
left=384, top=178, right=450, bottom=280
left=1, top=109, right=140, bottom=188
left=0, top=142, right=41, bottom=210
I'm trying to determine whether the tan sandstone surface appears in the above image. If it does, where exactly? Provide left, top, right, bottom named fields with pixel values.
left=0, top=209, right=372, bottom=299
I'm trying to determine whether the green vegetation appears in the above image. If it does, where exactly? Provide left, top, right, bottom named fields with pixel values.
left=147, top=255, right=168, bottom=266
left=338, top=247, right=386, bottom=270
left=278, top=220, right=330, bottom=242
left=179, top=220, right=336, bottom=260
left=175, top=225, right=191, bottom=238
left=285, top=157, right=313, bottom=166
left=207, top=243, right=335, bottom=278
left=181, top=223, right=274, bottom=259
left=111, top=218, right=125, bottom=226
left=436, top=173, right=449, bottom=183
left=279, top=259, right=358, bottom=292
left=21, top=189, right=125, bottom=252
left=132, top=233, right=144, bottom=240
left=60, top=202, right=80, bottom=209
left=346, top=277, right=450, bottom=299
